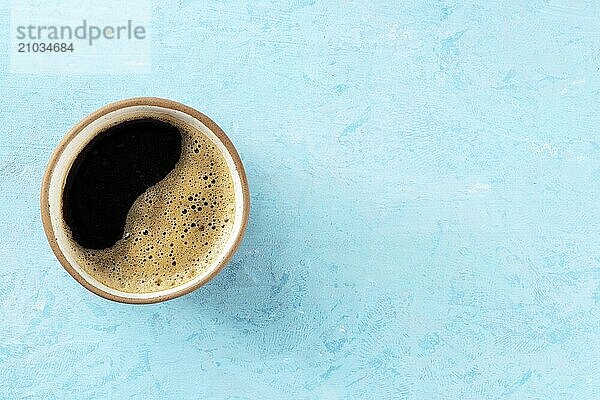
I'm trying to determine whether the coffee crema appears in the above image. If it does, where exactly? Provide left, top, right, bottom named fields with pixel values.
left=61, top=113, right=236, bottom=293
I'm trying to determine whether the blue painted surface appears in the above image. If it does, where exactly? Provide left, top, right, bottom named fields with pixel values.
left=1, top=1, right=600, bottom=398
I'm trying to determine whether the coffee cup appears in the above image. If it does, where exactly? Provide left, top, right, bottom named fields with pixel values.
left=40, top=97, right=249, bottom=303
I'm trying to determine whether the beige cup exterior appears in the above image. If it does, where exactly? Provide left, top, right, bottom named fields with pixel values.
left=40, top=98, right=250, bottom=304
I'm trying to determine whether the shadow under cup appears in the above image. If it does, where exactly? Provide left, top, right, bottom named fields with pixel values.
left=40, top=98, right=249, bottom=304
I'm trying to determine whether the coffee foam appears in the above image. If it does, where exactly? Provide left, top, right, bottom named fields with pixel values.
left=63, top=113, right=236, bottom=293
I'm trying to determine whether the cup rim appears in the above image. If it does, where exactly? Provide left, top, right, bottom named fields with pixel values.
left=40, top=97, right=250, bottom=304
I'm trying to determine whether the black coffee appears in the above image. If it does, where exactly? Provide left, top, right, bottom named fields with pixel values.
left=60, top=112, right=237, bottom=294
left=62, top=118, right=182, bottom=249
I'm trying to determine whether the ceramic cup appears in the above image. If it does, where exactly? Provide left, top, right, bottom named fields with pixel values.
left=40, top=97, right=250, bottom=303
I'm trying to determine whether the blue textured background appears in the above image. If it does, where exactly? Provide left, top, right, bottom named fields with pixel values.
left=1, top=1, right=600, bottom=398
